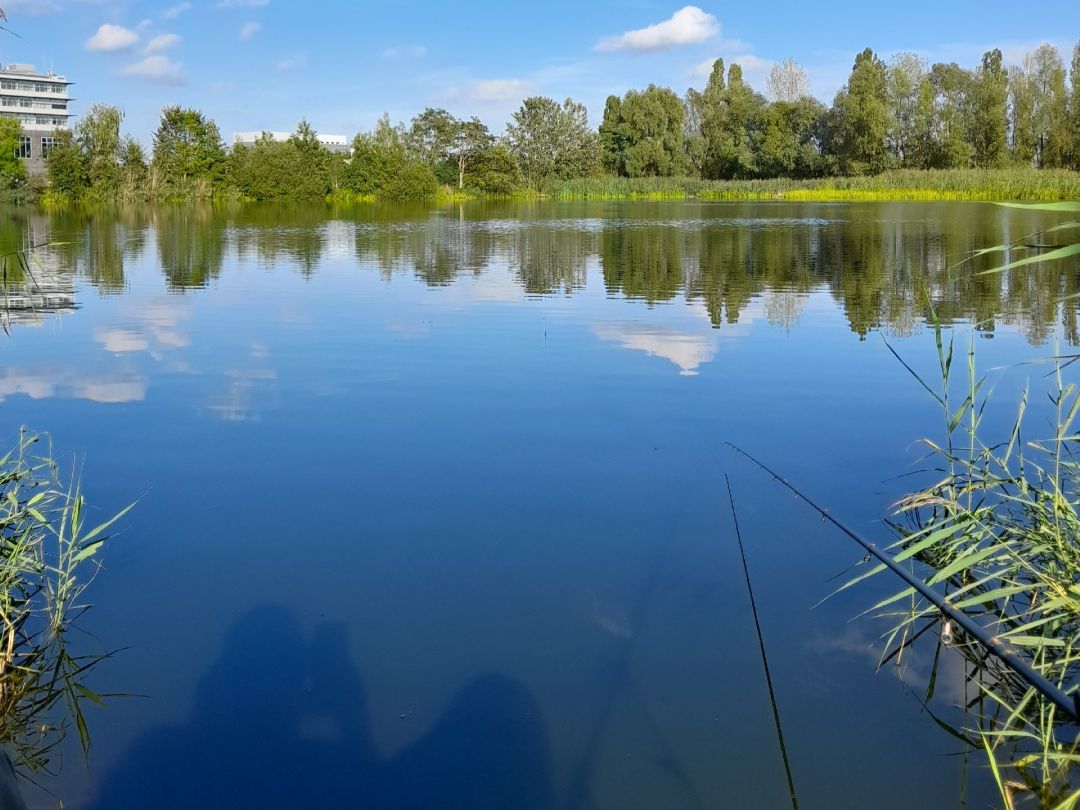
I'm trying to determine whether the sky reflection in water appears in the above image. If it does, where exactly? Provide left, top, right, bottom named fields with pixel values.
left=2, top=200, right=1075, bottom=809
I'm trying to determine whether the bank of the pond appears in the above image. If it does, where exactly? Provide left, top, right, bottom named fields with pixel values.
left=549, top=169, right=1080, bottom=202
left=22, top=167, right=1080, bottom=209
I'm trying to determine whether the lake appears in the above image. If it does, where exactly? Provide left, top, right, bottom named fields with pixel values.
left=1, top=200, right=1074, bottom=809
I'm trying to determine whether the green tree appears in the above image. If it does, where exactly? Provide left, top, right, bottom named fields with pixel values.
left=835, top=48, right=892, bottom=175
left=703, top=62, right=766, bottom=179
left=970, top=49, right=1008, bottom=167
left=343, top=114, right=436, bottom=200
left=928, top=62, right=974, bottom=169
left=1010, top=45, right=1069, bottom=167
left=44, top=129, right=85, bottom=196
left=1009, top=65, right=1037, bottom=164
left=0, top=117, right=26, bottom=189
left=1070, top=42, right=1080, bottom=170
left=152, top=106, right=225, bottom=195
left=599, top=85, right=685, bottom=177
left=75, top=103, right=123, bottom=196
left=288, top=119, right=332, bottom=198
left=757, top=96, right=827, bottom=178
left=682, top=88, right=707, bottom=177
left=886, top=53, right=926, bottom=166
left=467, top=142, right=520, bottom=194
left=598, top=95, right=626, bottom=174
left=506, top=96, right=598, bottom=189
left=119, top=136, right=148, bottom=196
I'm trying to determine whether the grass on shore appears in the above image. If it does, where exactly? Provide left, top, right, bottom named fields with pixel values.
left=550, top=169, right=1080, bottom=202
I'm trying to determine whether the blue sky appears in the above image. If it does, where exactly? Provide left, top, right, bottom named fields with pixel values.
left=1, top=0, right=1078, bottom=144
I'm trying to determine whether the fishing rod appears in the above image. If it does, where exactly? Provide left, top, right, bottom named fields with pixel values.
left=726, top=475, right=799, bottom=810
left=726, top=442, right=1080, bottom=725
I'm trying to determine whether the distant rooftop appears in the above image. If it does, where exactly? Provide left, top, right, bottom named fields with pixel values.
left=1, top=63, right=70, bottom=82
left=233, top=131, right=349, bottom=152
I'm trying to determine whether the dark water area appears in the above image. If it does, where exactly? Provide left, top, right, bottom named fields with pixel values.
left=2, top=200, right=1077, bottom=808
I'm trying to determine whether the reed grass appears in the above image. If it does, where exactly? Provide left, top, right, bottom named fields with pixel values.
left=0, top=430, right=130, bottom=777
left=854, top=202, right=1080, bottom=808
left=550, top=169, right=1080, bottom=203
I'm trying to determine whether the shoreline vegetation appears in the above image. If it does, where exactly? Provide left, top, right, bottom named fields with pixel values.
left=24, top=168, right=1080, bottom=208
left=0, top=39, right=1075, bottom=208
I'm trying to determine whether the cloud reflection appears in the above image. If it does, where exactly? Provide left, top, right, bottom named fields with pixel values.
left=0, top=366, right=146, bottom=404
left=592, top=323, right=718, bottom=376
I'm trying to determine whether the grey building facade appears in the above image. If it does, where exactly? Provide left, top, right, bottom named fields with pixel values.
left=0, top=63, right=73, bottom=176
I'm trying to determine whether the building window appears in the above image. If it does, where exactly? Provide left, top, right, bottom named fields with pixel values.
left=40, top=136, right=56, bottom=156
left=16, top=137, right=31, bottom=159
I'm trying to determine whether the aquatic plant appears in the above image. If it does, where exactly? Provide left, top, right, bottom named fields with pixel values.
left=858, top=202, right=1080, bottom=807
left=0, top=430, right=129, bottom=776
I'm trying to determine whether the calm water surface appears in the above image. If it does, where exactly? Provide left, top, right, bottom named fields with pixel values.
left=2, top=201, right=1077, bottom=809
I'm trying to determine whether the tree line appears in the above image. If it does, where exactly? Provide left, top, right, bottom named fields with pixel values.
left=26, top=40, right=1080, bottom=203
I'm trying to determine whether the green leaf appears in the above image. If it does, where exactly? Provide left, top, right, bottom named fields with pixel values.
left=977, top=243, right=1080, bottom=276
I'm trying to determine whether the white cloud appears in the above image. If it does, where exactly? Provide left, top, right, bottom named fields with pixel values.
left=163, top=2, right=191, bottom=18
left=381, top=44, right=426, bottom=60
left=145, top=33, right=181, bottom=53
left=239, top=21, right=260, bottom=40
left=136, top=18, right=152, bottom=30
left=275, top=52, right=307, bottom=72
left=86, top=23, right=139, bottom=53
left=595, top=6, right=718, bottom=54
left=452, top=78, right=535, bottom=103
left=120, top=55, right=185, bottom=85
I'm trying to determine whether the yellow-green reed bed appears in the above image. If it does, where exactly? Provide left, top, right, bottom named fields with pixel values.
left=551, top=169, right=1080, bottom=202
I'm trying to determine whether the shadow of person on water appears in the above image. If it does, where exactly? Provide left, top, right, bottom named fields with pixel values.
left=86, top=605, right=553, bottom=810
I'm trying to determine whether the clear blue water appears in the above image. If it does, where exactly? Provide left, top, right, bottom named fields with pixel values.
left=2, top=200, right=1075, bottom=809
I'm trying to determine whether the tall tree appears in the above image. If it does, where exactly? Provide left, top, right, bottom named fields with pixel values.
left=703, top=63, right=765, bottom=179
left=835, top=48, right=892, bottom=174
left=682, top=88, right=707, bottom=177
left=1011, top=45, right=1069, bottom=167
left=1009, top=65, right=1037, bottom=164
left=970, top=49, right=1008, bottom=167
left=44, top=129, right=85, bottom=196
left=928, top=62, right=974, bottom=169
left=152, top=106, right=225, bottom=194
left=757, top=96, right=827, bottom=178
left=886, top=53, right=926, bottom=166
left=767, top=59, right=810, bottom=103
left=75, top=103, right=123, bottom=195
left=599, top=85, right=685, bottom=177
left=1070, top=42, right=1080, bottom=169
left=598, top=95, right=626, bottom=174
left=506, top=96, right=598, bottom=188
left=288, top=119, right=332, bottom=197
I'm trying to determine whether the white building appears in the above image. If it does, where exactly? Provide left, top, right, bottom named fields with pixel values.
left=232, top=131, right=349, bottom=153
left=0, top=63, right=73, bottom=174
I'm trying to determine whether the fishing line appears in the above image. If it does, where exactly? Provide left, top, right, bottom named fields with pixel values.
left=726, top=441, right=1080, bottom=724
left=725, top=474, right=799, bottom=810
